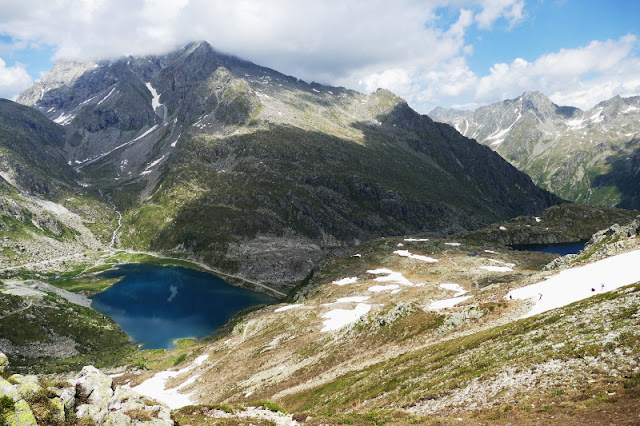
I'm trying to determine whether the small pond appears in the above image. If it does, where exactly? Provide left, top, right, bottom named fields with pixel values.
left=510, top=241, right=586, bottom=256
left=90, top=263, right=275, bottom=349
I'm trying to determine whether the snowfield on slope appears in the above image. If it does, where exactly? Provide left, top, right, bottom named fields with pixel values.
left=507, top=249, right=640, bottom=318
left=133, top=354, right=209, bottom=409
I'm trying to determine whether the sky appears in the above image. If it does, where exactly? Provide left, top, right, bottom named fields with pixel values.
left=0, top=0, right=638, bottom=113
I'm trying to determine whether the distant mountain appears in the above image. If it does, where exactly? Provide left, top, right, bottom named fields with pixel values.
left=430, top=92, right=640, bottom=209
left=16, top=42, right=559, bottom=290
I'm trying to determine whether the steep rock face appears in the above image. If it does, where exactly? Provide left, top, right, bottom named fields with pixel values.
left=0, top=100, right=112, bottom=267
left=18, top=42, right=560, bottom=289
left=430, top=92, right=640, bottom=209
left=0, top=100, right=71, bottom=196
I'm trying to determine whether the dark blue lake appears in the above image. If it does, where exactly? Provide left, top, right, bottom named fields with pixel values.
left=510, top=241, right=586, bottom=256
left=90, top=264, right=275, bottom=349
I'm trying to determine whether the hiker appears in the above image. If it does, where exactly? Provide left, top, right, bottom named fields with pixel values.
left=538, top=293, right=542, bottom=300
left=591, top=288, right=596, bottom=292
left=601, top=283, right=605, bottom=291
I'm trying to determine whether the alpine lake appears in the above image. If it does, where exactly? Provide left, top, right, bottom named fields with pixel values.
left=90, top=264, right=275, bottom=349
left=510, top=241, right=586, bottom=256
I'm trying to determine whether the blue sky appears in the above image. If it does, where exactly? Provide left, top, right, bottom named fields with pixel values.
left=0, top=0, right=638, bottom=113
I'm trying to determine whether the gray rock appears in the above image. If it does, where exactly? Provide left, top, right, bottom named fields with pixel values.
left=76, top=403, right=107, bottom=425
left=0, top=352, right=8, bottom=374
left=75, top=365, right=114, bottom=408
left=0, top=377, right=19, bottom=401
left=102, top=411, right=133, bottom=426
left=3, top=399, right=37, bottom=426
left=58, top=386, right=76, bottom=413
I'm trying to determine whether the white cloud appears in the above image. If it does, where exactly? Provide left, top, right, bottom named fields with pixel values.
left=476, top=0, right=525, bottom=29
left=393, top=34, right=640, bottom=112
left=0, top=58, right=32, bottom=100
left=0, top=1, right=637, bottom=113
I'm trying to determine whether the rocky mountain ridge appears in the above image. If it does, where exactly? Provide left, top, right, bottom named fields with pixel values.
left=14, top=41, right=560, bottom=290
left=430, top=91, right=640, bottom=209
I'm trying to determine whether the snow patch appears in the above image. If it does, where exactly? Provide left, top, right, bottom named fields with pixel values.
left=133, top=354, right=209, bottom=409
left=274, top=304, right=303, bottom=312
left=439, top=283, right=467, bottom=297
left=368, top=284, right=400, bottom=293
left=97, top=86, right=117, bottom=106
left=333, top=296, right=370, bottom=303
left=428, top=295, right=472, bottom=310
left=367, top=268, right=414, bottom=286
left=53, top=112, right=75, bottom=125
left=332, top=277, right=358, bottom=286
left=445, top=242, right=461, bottom=246
left=508, top=249, right=640, bottom=318
left=622, top=106, right=638, bottom=113
left=393, top=249, right=438, bottom=263
left=145, top=82, right=164, bottom=112
left=566, top=118, right=586, bottom=129
left=321, top=304, right=371, bottom=332
left=404, top=238, right=429, bottom=242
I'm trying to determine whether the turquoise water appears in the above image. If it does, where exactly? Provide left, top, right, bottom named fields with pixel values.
left=90, top=264, right=275, bottom=349
left=511, top=241, right=586, bottom=255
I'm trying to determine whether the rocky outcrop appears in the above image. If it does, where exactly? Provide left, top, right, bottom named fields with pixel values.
left=0, top=353, right=173, bottom=425
left=545, top=215, right=640, bottom=271
left=430, top=92, right=640, bottom=209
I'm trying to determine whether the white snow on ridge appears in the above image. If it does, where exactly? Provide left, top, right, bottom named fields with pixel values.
left=332, top=277, right=358, bottom=286
left=622, top=106, right=638, bottom=113
left=97, top=87, right=117, bottom=106
left=53, top=113, right=75, bottom=125
left=321, top=303, right=371, bottom=332
left=133, top=125, right=159, bottom=142
left=566, top=118, right=586, bottom=130
left=133, top=354, right=209, bottom=409
left=508, top=249, right=640, bottom=318
left=274, top=304, right=303, bottom=312
left=428, top=295, right=472, bottom=310
left=486, top=113, right=521, bottom=141
left=404, top=238, right=429, bottom=242
left=333, top=296, right=370, bottom=303
left=367, top=268, right=414, bottom=286
left=439, top=283, right=467, bottom=297
left=445, top=242, right=461, bottom=246
left=393, top=250, right=438, bottom=263
left=145, top=82, right=163, bottom=112
left=368, top=284, right=400, bottom=293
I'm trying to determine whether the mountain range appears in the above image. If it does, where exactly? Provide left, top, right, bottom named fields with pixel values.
left=8, top=41, right=558, bottom=290
left=430, top=91, right=640, bottom=209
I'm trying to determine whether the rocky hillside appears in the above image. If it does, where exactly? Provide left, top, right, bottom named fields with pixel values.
left=0, top=100, right=114, bottom=268
left=97, top=208, right=640, bottom=425
left=430, top=92, right=640, bottom=209
left=16, top=42, right=560, bottom=290
left=2, top=205, right=639, bottom=424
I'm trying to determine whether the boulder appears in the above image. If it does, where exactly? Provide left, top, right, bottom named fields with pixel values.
left=0, top=377, right=19, bottom=401
left=76, top=403, right=107, bottom=425
left=3, top=399, right=37, bottom=426
left=57, top=386, right=76, bottom=413
left=9, top=375, right=41, bottom=400
left=0, top=352, right=8, bottom=375
left=75, top=365, right=114, bottom=408
left=103, top=411, right=133, bottom=425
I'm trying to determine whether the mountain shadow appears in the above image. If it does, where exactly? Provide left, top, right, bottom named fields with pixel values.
left=591, top=138, right=640, bottom=210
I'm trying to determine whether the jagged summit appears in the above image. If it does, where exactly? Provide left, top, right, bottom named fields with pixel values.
left=430, top=91, right=640, bottom=208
